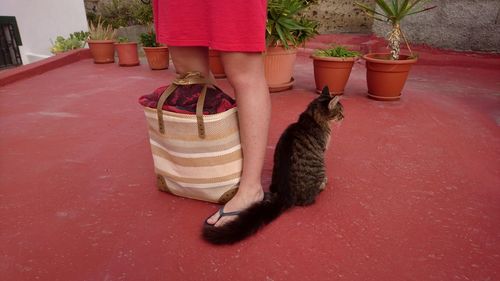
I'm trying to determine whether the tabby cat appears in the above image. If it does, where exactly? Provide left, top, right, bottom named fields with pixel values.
left=202, top=86, right=344, bottom=244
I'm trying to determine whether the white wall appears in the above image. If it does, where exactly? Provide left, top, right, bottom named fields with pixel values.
left=0, top=0, right=88, bottom=64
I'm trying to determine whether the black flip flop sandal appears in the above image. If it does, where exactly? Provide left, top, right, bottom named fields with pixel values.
left=204, top=206, right=242, bottom=227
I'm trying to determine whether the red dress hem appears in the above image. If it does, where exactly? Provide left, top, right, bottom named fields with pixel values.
left=154, top=0, right=267, bottom=53
left=157, top=38, right=266, bottom=53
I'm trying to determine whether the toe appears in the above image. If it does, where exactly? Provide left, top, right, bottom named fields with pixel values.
left=206, top=210, right=221, bottom=225
left=214, top=216, right=234, bottom=227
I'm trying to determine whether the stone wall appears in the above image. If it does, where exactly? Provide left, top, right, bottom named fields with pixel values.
left=84, top=0, right=99, bottom=12
left=115, top=25, right=150, bottom=43
left=303, top=0, right=375, bottom=33
left=372, top=0, right=500, bottom=52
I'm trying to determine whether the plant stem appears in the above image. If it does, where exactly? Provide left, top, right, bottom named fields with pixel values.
left=388, top=22, right=401, bottom=60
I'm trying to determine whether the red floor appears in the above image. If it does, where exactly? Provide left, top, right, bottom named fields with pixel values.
left=1, top=36, right=500, bottom=281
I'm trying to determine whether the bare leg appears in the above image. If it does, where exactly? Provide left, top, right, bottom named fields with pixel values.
left=206, top=52, right=270, bottom=227
left=167, top=46, right=215, bottom=82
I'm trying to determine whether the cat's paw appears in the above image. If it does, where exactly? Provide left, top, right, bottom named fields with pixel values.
left=319, top=177, right=328, bottom=191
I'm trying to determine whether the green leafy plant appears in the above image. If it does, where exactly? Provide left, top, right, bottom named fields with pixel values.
left=50, top=36, right=82, bottom=54
left=314, top=46, right=360, bottom=58
left=266, top=0, right=319, bottom=49
left=88, top=17, right=117, bottom=40
left=117, top=36, right=129, bottom=43
left=355, top=0, right=436, bottom=60
left=71, top=31, right=90, bottom=42
left=132, top=1, right=154, bottom=26
left=50, top=31, right=90, bottom=54
left=140, top=31, right=161, bottom=47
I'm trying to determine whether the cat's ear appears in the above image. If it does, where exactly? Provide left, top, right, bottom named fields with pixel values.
left=321, top=86, right=330, bottom=97
left=328, top=96, right=340, bottom=110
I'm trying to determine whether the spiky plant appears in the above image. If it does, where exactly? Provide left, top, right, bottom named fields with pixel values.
left=266, top=0, right=319, bottom=49
left=88, top=17, right=116, bottom=41
left=355, top=0, right=436, bottom=60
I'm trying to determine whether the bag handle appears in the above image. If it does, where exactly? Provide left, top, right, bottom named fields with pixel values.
left=156, top=72, right=211, bottom=138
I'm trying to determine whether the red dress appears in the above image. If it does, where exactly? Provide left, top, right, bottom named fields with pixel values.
left=153, top=0, right=267, bottom=52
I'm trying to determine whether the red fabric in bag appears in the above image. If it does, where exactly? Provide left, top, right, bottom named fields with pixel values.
left=138, top=85, right=236, bottom=115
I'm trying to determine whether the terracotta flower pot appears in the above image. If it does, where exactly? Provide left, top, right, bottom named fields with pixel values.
left=115, top=42, right=139, bottom=66
left=264, top=46, right=297, bottom=92
left=88, top=40, right=115, bottom=64
left=311, top=55, right=357, bottom=95
left=209, top=50, right=226, bottom=78
left=363, top=53, right=418, bottom=101
left=143, top=46, right=169, bottom=70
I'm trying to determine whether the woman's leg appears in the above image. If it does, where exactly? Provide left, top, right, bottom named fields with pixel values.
left=168, top=46, right=214, bottom=81
left=206, top=52, right=271, bottom=227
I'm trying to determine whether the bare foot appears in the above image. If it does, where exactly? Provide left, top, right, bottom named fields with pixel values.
left=206, top=184, right=264, bottom=227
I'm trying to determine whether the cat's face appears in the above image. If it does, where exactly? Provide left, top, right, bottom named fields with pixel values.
left=326, top=95, right=344, bottom=121
left=308, top=87, right=344, bottom=123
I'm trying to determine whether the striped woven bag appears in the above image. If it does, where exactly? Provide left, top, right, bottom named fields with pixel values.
left=140, top=72, right=241, bottom=203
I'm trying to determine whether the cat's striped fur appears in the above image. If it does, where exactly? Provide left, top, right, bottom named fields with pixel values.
left=202, top=86, right=344, bottom=244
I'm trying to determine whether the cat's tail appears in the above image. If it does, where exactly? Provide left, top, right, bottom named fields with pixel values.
left=202, top=192, right=292, bottom=245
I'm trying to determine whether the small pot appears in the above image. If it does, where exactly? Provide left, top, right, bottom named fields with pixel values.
left=363, top=53, right=417, bottom=101
left=209, top=50, right=226, bottom=78
left=311, top=55, right=357, bottom=95
left=88, top=40, right=115, bottom=64
left=143, top=46, right=169, bottom=70
left=264, top=46, right=297, bottom=92
left=115, top=42, right=139, bottom=66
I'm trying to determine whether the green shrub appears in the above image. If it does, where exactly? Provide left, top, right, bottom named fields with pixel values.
left=133, top=1, right=154, bottom=25
left=71, top=31, right=90, bottom=42
left=140, top=31, right=160, bottom=47
left=86, top=11, right=98, bottom=26
left=88, top=0, right=153, bottom=28
left=314, top=46, right=360, bottom=58
left=50, top=31, right=90, bottom=54
left=117, top=36, right=129, bottom=43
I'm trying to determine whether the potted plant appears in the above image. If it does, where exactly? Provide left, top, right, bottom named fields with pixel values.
left=140, top=31, right=169, bottom=70
left=115, top=36, right=140, bottom=66
left=87, top=18, right=117, bottom=64
left=311, top=46, right=360, bottom=95
left=265, top=0, right=318, bottom=92
left=209, top=49, right=225, bottom=78
left=356, top=0, right=436, bottom=100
